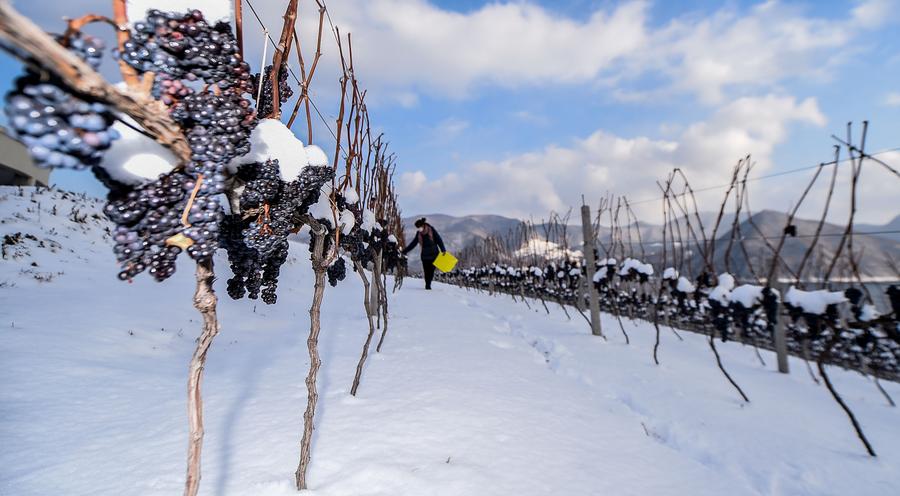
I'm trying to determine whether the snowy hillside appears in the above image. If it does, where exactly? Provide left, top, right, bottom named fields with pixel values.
left=2, top=186, right=900, bottom=496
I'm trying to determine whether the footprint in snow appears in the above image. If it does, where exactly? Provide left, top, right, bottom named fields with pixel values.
left=488, top=339, right=514, bottom=350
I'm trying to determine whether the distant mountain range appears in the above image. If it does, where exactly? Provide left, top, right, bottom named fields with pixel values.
left=402, top=211, right=900, bottom=281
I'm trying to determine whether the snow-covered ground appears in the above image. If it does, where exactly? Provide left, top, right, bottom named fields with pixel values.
left=2, top=186, right=899, bottom=495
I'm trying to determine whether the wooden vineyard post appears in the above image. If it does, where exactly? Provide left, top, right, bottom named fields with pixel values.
left=775, top=292, right=791, bottom=374
left=773, top=266, right=790, bottom=374
left=774, top=306, right=790, bottom=374
left=581, top=202, right=603, bottom=337
left=576, top=277, right=586, bottom=312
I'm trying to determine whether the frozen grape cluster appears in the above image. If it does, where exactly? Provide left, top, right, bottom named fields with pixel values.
left=327, top=257, right=347, bottom=287
left=250, top=64, right=293, bottom=118
left=105, top=170, right=193, bottom=281
left=3, top=32, right=119, bottom=171
left=221, top=163, right=334, bottom=304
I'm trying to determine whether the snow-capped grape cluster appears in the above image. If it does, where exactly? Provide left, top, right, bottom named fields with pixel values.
left=334, top=209, right=407, bottom=280
left=122, top=9, right=251, bottom=90
left=3, top=33, right=119, bottom=171
left=221, top=163, right=334, bottom=304
left=250, top=64, right=293, bottom=118
left=1, top=10, right=256, bottom=282
left=383, top=240, right=407, bottom=273
left=240, top=163, right=294, bottom=257
left=327, top=257, right=347, bottom=287
left=443, top=260, right=900, bottom=376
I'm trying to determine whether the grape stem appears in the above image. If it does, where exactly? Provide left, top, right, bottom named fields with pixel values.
left=180, top=175, right=204, bottom=228
left=111, top=0, right=140, bottom=89
left=61, top=15, right=119, bottom=45
left=234, top=0, right=244, bottom=56
left=267, top=0, right=299, bottom=119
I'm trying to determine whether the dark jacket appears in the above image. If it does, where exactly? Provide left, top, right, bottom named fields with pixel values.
left=403, top=224, right=446, bottom=262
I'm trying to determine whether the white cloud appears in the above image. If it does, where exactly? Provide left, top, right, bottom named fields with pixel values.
left=311, top=0, right=893, bottom=103
left=851, top=0, right=896, bottom=28
left=885, top=92, right=900, bottom=107
left=398, top=95, right=829, bottom=220
left=16, top=0, right=893, bottom=105
left=327, top=0, right=649, bottom=98
left=512, top=110, right=549, bottom=125
left=399, top=170, right=428, bottom=195
left=432, top=118, right=469, bottom=141
left=625, top=0, right=890, bottom=103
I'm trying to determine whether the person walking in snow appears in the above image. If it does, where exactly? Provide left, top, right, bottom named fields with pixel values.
left=402, top=217, right=446, bottom=290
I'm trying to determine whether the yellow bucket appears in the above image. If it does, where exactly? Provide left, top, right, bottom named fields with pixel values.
left=433, top=252, right=458, bottom=273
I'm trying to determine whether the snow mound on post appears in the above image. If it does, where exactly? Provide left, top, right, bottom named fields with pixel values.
left=860, top=304, right=880, bottom=322
left=619, top=258, right=654, bottom=277
left=716, top=273, right=736, bottom=291
left=663, top=267, right=678, bottom=280
left=676, top=276, right=696, bottom=293
left=730, top=285, right=764, bottom=308
left=97, top=119, right=176, bottom=185
left=708, top=273, right=735, bottom=305
left=708, top=286, right=730, bottom=305
left=785, top=286, right=847, bottom=315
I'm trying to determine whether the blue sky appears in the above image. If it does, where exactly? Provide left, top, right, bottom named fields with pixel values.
left=1, top=0, right=898, bottom=223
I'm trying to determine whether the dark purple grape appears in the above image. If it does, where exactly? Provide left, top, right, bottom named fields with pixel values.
left=249, top=64, right=293, bottom=118
left=327, top=257, right=347, bottom=287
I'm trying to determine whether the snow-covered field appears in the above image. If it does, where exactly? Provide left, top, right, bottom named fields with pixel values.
left=2, top=186, right=899, bottom=495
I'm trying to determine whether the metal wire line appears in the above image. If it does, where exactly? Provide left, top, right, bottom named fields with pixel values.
left=242, top=0, right=346, bottom=154
left=623, top=230, right=900, bottom=246
left=627, top=146, right=900, bottom=206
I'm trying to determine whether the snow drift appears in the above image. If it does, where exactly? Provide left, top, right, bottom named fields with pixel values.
left=2, top=186, right=900, bottom=496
